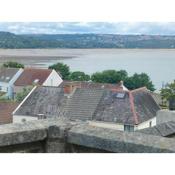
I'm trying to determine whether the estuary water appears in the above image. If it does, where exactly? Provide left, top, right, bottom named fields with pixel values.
left=0, top=49, right=175, bottom=90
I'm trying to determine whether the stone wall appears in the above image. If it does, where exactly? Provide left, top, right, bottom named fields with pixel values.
left=157, top=110, right=175, bottom=124
left=0, top=118, right=175, bottom=153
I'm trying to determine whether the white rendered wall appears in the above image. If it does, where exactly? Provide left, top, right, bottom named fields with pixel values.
left=0, top=82, right=8, bottom=92
left=13, top=115, right=38, bottom=123
left=135, top=117, right=156, bottom=130
left=43, top=70, right=63, bottom=87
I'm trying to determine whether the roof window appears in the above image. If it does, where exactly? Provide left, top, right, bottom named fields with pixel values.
left=116, top=92, right=125, bottom=99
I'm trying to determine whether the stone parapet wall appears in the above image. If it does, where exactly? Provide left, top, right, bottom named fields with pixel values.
left=0, top=118, right=175, bottom=153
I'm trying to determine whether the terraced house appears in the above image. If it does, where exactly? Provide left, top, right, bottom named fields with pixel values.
left=13, top=83, right=160, bottom=131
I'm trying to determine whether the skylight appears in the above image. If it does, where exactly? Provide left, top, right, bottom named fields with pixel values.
left=116, top=92, right=125, bottom=99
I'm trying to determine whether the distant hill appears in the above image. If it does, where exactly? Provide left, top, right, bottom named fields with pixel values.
left=1, top=31, right=175, bottom=48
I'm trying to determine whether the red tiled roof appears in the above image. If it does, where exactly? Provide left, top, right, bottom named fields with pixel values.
left=14, top=68, right=52, bottom=86
left=0, top=102, right=19, bottom=124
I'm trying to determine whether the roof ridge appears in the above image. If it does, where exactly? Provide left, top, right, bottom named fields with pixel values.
left=129, top=91, right=139, bottom=125
left=130, top=87, right=148, bottom=93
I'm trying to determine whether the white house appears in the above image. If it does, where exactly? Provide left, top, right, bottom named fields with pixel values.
left=0, top=68, right=23, bottom=99
left=13, top=68, right=63, bottom=96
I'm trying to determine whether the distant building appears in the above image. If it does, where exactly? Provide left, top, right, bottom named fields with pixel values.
left=13, top=68, right=63, bottom=97
left=13, top=85, right=160, bottom=131
left=0, top=68, right=23, bottom=98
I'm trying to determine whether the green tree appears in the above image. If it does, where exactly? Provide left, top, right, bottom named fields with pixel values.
left=91, top=70, right=128, bottom=84
left=69, top=71, right=90, bottom=81
left=49, top=62, right=70, bottom=80
left=3, top=61, right=24, bottom=68
left=161, top=81, right=175, bottom=101
left=16, top=87, right=32, bottom=102
left=125, top=73, right=155, bottom=91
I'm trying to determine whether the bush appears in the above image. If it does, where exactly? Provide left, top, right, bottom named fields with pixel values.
left=16, top=87, right=32, bottom=102
left=3, top=61, right=24, bottom=68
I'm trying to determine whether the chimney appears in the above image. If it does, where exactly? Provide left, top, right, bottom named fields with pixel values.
left=119, top=80, right=124, bottom=87
left=119, top=80, right=128, bottom=91
left=63, top=82, right=81, bottom=95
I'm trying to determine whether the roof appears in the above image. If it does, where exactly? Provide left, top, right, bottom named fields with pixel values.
left=64, top=88, right=105, bottom=121
left=59, top=80, right=126, bottom=91
left=14, top=85, right=160, bottom=125
left=64, top=87, right=160, bottom=125
left=0, top=68, right=20, bottom=83
left=14, top=86, right=65, bottom=118
left=139, top=120, right=175, bottom=137
left=14, top=68, right=52, bottom=86
left=0, top=102, right=19, bottom=124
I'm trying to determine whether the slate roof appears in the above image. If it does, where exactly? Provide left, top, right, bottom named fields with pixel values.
left=64, top=87, right=160, bottom=125
left=0, top=102, right=19, bottom=124
left=14, top=86, right=65, bottom=118
left=14, top=85, right=160, bottom=125
left=14, top=68, right=52, bottom=86
left=139, top=120, right=175, bottom=137
left=59, top=80, right=125, bottom=90
left=63, top=88, right=105, bottom=121
left=0, top=68, right=20, bottom=83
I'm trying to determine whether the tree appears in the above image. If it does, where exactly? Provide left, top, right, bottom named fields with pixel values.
left=3, top=61, right=24, bottom=68
left=161, top=81, right=175, bottom=109
left=125, top=73, right=155, bottom=91
left=69, top=71, right=90, bottom=81
left=49, top=62, right=70, bottom=80
left=161, top=81, right=175, bottom=101
left=91, top=70, right=128, bottom=84
left=16, top=87, right=32, bottom=102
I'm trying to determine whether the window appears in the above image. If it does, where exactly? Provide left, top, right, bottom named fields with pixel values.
left=116, top=92, right=125, bottom=99
left=149, top=121, right=152, bottom=127
left=124, top=125, right=134, bottom=132
left=37, top=114, right=46, bottom=120
left=0, top=86, right=2, bottom=90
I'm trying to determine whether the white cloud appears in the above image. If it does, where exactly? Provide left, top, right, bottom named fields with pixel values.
left=0, top=22, right=175, bottom=35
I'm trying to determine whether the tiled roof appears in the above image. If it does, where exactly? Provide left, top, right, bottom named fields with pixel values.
left=0, top=102, right=19, bottom=124
left=64, top=88, right=105, bottom=121
left=14, top=86, right=65, bottom=118
left=0, top=68, right=20, bottom=83
left=139, top=120, right=175, bottom=137
left=14, top=68, right=52, bottom=86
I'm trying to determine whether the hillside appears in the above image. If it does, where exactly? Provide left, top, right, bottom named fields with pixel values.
left=1, top=32, right=175, bottom=48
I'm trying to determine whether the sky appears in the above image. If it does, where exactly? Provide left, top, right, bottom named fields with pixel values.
left=0, top=22, right=175, bottom=35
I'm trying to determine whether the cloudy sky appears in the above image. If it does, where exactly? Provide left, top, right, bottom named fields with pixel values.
left=0, top=22, right=175, bottom=35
